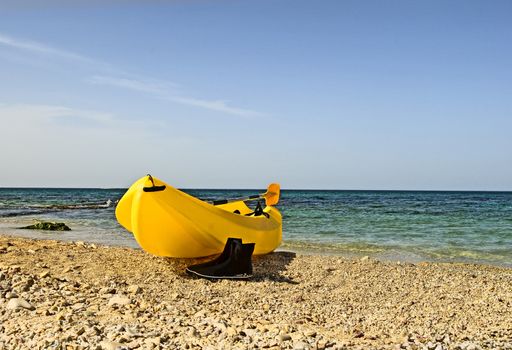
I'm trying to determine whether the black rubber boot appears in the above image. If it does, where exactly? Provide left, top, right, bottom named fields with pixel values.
left=186, top=240, right=255, bottom=280
left=186, top=238, right=242, bottom=274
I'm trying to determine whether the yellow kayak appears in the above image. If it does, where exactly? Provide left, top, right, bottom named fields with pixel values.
left=116, top=175, right=282, bottom=258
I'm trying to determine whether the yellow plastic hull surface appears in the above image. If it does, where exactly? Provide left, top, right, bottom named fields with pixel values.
left=116, top=176, right=282, bottom=258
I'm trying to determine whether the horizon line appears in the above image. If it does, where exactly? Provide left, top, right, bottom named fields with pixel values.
left=0, top=186, right=511, bottom=193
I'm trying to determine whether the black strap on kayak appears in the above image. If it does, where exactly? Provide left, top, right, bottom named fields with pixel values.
left=245, top=201, right=270, bottom=218
left=143, top=174, right=166, bottom=192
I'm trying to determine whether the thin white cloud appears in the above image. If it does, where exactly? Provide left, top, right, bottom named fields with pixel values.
left=1, top=32, right=266, bottom=118
left=87, top=75, right=178, bottom=96
left=170, top=96, right=264, bottom=118
left=0, top=103, right=114, bottom=126
left=1, top=0, right=179, bottom=10
left=0, top=33, right=101, bottom=66
left=0, top=103, right=164, bottom=135
left=88, top=75, right=265, bottom=118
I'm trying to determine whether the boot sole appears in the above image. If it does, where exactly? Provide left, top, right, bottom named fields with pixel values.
left=186, top=268, right=252, bottom=280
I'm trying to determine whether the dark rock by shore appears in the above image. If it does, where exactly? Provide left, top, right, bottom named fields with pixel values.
left=19, top=222, right=71, bottom=231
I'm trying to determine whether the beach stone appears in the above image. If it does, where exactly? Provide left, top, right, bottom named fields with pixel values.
left=100, top=287, right=116, bottom=295
left=22, top=278, right=35, bottom=291
left=99, top=340, right=126, bottom=350
left=352, top=329, right=365, bottom=338
left=40, top=308, right=51, bottom=316
left=304, top=330, right=317, bottom=337
left=125, top=327, right=142, bottom=337
left=10, top=265, right=21, bottom=273
left=226, top=326, right=237, bottom=336
left=291, top=332, right=303, bottom=341
left=360, top=256, right=369, bottom=261
left=468, top=345, right=481, bottom=350
left=278, top=334, right=292, bottom=342
left=145, top=337, right=161, bottom=346
left=316, top=340, right=327, bottom=350
left=6, top=298, right=35, bottom=310
left=293, top=341, right=309, bottom=350
left=242, top=328, right=257, bottom=337
left=188, top=327, right=199, bottom=338
left=76, top=327, right=86, bottom=336
left=127, top=285, right=141, bottom=294
left=125, top=340, right=140, bottom=349
left=39, top=270, right=50, bottom=278
left=458, top=342, right=481, bottom=350
left=108, top=295, right=131, bottom=307
left=213, top=321, right=227, bottom=332
left=5, top=292, right=18, bottom=299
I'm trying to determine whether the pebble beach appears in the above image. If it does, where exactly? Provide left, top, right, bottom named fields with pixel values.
left=0, top=235, right=511, bottom=350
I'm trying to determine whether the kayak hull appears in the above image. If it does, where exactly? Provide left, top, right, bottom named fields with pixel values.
left=116, top=175, right=282, bottom=258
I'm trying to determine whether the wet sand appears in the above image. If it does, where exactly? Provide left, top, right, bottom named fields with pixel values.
left=0, top=234, right=511, bottom=349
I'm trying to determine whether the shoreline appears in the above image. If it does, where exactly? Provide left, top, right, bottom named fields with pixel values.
left=278, top=244, right=512, bottom=270
left=2, top=224, right=510, bottom=269
left=1, top=234, right=511, bottom=349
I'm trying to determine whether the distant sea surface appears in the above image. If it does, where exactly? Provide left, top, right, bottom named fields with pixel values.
left=0, top=188, right=511, bottom=267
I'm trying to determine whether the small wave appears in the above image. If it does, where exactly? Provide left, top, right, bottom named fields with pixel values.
left=41, top=199, right=115, bottom=210
left=32, top=200, right=115, bottom=210
left=314, top=230, right=337, bottom=236
left=281, top=240, right=386, bottom=255
left=0, top=209, right=50, bottom=218
left=0, top=199, right=116, bottom=217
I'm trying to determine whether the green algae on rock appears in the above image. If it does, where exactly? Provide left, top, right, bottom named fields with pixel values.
left=20, top=222, right=71, bottom=231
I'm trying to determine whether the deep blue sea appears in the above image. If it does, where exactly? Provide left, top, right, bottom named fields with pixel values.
left=0, top=188, right=511, bottom=267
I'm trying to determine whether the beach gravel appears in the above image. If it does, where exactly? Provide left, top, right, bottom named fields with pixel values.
left=0, top=235, right=511, bottom=349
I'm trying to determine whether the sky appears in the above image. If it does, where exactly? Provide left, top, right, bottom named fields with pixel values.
left=0, top=0, right=511, bottom=190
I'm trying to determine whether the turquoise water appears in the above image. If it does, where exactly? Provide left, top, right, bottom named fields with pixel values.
left=0, top=188, right=511, bottom=267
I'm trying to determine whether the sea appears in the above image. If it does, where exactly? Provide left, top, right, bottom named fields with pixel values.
left=0, top=188, right=511, bottom=267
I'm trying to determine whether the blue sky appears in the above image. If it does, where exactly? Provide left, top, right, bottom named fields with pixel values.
left=1, top=0, right=511, bottom=189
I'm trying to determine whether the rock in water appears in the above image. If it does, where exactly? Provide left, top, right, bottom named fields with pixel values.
left=20, top=222, right=71, bottom=231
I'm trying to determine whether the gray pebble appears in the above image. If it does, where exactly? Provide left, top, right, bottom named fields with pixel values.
left=99, top=340, right=126, bottom=350
left=6, top=298, right=35, bottom=311
left=127, top=285, right=141, bottom=294
left=108, top=295, right=131, bottom=306
left=293, top=340, right=309, bottom=350
left=278, top=334, right=292, bottom=342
